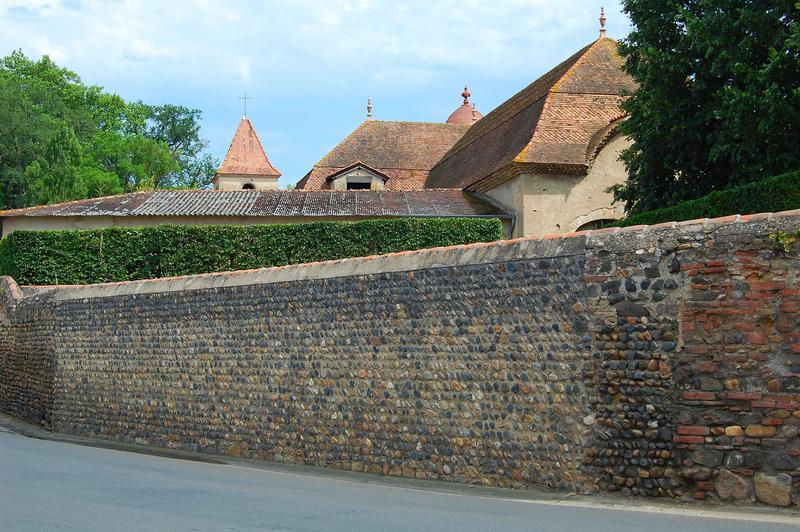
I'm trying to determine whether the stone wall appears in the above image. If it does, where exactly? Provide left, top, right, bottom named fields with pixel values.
left=0, top=279, right=55, bottom=426
left=1, top=211, right=799, bottom=506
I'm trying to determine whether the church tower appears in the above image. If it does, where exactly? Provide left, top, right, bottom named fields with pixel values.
left=213, top=116, right=281, bottom=190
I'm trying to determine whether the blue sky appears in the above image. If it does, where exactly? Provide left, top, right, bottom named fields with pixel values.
left=0, top=0, right=631, bottom=189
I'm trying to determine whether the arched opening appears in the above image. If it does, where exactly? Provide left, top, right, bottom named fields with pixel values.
left=241, top=183, right=255, bottom=190
left=576, top=219, right=617, bottom=232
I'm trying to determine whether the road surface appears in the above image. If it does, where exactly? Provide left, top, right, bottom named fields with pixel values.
left=0, top=430, right=796, bottom=531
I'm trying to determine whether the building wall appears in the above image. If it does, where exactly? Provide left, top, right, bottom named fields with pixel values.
left=1, top=215, right=513, bottom=239
left=485, top=135, right=629, bottom=238
left=213, top=174, right=279, bottom=191
left=1, top=213, right=799, bottom=505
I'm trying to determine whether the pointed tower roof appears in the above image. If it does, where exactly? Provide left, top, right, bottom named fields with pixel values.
left=217, top=117, right=281, bottom=177
left=426, top=36, right=636, bottom=191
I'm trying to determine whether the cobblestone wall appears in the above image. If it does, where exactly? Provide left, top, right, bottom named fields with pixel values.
left=0, top=212, right=798, bottom=506
left=0, top=280, right=55, bottom=426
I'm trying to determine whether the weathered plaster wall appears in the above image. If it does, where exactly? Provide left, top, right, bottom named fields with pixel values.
left=213, top=174, right=280, bottom=191
left=1, top=211, right=799, bottom=506
left=485, top=135, right=629, bottom=238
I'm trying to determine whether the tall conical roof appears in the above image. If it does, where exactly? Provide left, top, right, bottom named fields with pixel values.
left=217, top=117, right=281, bottom=176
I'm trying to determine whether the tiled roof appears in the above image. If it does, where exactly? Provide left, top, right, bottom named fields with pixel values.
left=216, top=117, right=281, bottom=176
left=426, top=38, right=636, bottom=191
left=297, top=120, right=470, bottom=190
left=0, top=190, right=510, bottom=219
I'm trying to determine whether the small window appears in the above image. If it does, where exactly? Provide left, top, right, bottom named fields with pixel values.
left=242, top=183, right=255, bottom=190
left=346, top=181, right=371, bottom=190
left=576, top=219, right=617, bottom=231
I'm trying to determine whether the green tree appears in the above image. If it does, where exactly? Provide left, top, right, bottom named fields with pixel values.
left=0, top=50, right=218, bottom=210
left=613, top=1, right=800, bottom=213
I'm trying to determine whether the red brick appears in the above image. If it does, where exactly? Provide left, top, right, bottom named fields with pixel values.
left=748, top=281, right=785, bottom=291
left=791, top=344, right=800, bottom=354
left=726, top=392, right=762, bottom=400
left=682, top=263, right=706, bottom=271
left=751, top=400, right=779, bottom=408
left=747, top=332, right=766, bottom=345
left=674, top=435, right=705, bottom=444
left=686, top=346, right=708, bottom=354
left=683, top=391, right=716, bottom=400
left=762, top=418, right=783, bottom=426
left=677, top=425, right=710, bottom=436
left=745, top=292, right=774, bottom=300
left=705, top=260, right=724, bottom=267
left=734, top=322, right=756, bottom=332
left=694, top=362, right=718, bottom=373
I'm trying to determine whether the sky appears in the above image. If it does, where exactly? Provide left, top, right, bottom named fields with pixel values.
left=0, top=0, right=632, bottom=189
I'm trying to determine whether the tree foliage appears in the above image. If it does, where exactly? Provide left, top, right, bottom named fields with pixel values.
left=614, top=1, right=800, bottom=213
left=0, top=50, right=218, bottom=210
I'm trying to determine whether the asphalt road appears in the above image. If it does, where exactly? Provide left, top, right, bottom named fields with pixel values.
left=0, top=431, right=797, bottom=532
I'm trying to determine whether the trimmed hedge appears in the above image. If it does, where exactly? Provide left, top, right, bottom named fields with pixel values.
left=0, top=217, right=504, bottom=285
left=614, top=171, right=800, bottom=227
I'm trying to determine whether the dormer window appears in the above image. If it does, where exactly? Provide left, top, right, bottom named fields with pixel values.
left=327, top=162, right=389, bottom=191
left=242, top=183, right=255, bottom=190
left=346, top=180, right=372, bottom=190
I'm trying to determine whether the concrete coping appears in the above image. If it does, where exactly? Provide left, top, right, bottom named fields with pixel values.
left=14, top=210, right=800, bottom=302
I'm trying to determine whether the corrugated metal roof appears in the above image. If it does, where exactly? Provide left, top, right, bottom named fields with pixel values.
left=0, top=190, right=510, bottom=219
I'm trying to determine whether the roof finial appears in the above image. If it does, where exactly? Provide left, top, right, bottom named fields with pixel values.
left=599, top=7, right=607, bottom=38
left=471, top=103, right=478, bottom=123
left=367, top=98, right=373, bottom=120
left=238, top=90, right=253, bottom=117
left=462, top=86, right=471, bottom=106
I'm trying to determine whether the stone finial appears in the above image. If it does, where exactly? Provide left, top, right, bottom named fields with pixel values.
left=599, top=7, right=607, bottom=38
left=471, top=103, right=478, bottom=123
left=462, top=86, right=471, bottom=105
left=367, top=98, right=373, bottom=120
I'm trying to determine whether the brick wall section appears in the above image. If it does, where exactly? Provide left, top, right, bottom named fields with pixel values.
left=0, top=211, right=799, bottom=506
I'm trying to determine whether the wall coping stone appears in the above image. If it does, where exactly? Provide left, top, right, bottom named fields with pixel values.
left=15, top=210, right=800, bottom=302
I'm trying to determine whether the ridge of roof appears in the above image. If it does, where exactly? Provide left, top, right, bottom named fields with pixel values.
left=217, top=117, right=281, bottom=177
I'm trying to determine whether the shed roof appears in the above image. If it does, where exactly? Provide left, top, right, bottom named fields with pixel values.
left=0, top=190, right=510, bottom=219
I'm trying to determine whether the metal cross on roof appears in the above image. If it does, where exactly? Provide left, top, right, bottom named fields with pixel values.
left=238, top=91, right=253, bottom=117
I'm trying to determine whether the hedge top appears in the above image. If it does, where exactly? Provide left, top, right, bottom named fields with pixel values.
left=613, top=171, right=800, bottom=227
left=0, top=217, right=505, bottom=286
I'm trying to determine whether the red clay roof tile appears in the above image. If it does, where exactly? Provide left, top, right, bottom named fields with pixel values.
left=297, top=120, right=470, bottom=190
left=426, top=38, right=636, bottom=191
left=217, top=117, right=281, bottom=177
